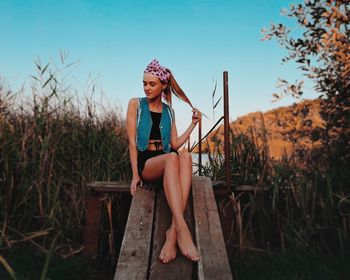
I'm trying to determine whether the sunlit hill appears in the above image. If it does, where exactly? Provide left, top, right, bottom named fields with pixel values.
left=196, top=99, right=324, bottom=159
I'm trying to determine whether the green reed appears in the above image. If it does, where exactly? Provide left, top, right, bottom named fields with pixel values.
left=199, top=114, right=350, bottom=256
left=0, top=58, right=131, bottom=261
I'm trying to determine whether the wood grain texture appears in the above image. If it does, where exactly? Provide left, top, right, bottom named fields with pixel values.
left=83, top=192, right=102, bottom=257
left=87, top=181, right=130, bottom=193
left=192, top=176, right=233, bottom=280
left=114, top=189, right=156, bottom=280
left=149, top=190, right=194, bottom=280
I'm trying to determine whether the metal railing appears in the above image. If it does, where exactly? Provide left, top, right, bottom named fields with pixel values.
left=189, top=71, right=231, bottom=193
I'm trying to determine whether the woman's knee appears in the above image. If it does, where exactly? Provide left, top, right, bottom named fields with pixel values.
left=179, top=150, right=192, bottom=164
left=165, top=152, right=179, bottom=167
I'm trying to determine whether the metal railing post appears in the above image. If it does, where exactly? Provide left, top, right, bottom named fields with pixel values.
left=198, top=118, right=202, bottom=176
left=223, top=71, right=231, bottom=193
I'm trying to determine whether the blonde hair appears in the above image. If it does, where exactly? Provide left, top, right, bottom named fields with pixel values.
left=162, top=69, right=194, bottom=109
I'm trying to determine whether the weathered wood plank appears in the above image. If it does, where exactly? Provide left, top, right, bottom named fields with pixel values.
left=83, top=192, right=102, bottom=257
left=212, top=180, right=268, bottom=192
left=114, top=189, right=156, bottom=280
left=149, top=190, right=194, bottom=280
left=87, top=181, right=130, bottom=193
left=192, top=176, right=233, bottom=280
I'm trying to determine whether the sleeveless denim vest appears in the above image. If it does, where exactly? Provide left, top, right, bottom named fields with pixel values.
left=136, top=97, right=175, bottom=153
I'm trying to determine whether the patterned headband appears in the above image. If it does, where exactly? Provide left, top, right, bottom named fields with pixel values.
left=144, top=59, right=171, bottom=83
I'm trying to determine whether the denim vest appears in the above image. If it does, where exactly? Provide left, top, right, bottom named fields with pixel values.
left=136, top=97, right=174, bottom=153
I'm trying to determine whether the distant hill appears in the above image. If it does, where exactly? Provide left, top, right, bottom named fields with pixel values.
left=195, top=99, right=324, bottom=159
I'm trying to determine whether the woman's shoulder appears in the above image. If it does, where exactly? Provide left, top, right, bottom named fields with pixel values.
left=129, top=97, right=143, bottom=102
left=127, top=98, right=136, bottom=109
left=162, top=100, right=171, bottom=109
left=162, top=101, right=174, bottom=109
left=162, top=102, right=175, bottom=120
left=128, top=97, right=144, bottom=106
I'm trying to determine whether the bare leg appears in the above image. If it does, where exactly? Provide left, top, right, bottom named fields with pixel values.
left=141, top=152, right=199, bottom=263
left=159, top=150, right=193, bottom=263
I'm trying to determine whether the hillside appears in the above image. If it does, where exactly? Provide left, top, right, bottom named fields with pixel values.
left=197, top=99, right=324, bottom=159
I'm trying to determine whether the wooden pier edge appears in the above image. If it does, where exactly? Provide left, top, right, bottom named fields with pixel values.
left=114, top=189, right=156, bottom=280
left=192, top=176, right=233, bottom=280
left=105, top=176, right=233, bottom=280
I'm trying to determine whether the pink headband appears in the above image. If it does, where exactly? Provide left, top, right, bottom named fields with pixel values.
left=144, top=59, right=170, bottom=83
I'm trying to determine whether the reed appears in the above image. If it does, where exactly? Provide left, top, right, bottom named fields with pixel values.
left=0, top=57, right=130, bottom=265
left=199, top=113, right=350, bottom=256
left=1, top=56, right=349, bottom=276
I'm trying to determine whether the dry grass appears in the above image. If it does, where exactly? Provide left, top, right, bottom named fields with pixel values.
left=199, top=99, right=324, bottom=159
left=199, top=121, right=350, bottom=255
left=0, top=58, right=130, bottom=267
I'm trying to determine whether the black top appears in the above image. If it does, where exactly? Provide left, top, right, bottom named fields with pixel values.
left=149, top=111, right=162, bottom=140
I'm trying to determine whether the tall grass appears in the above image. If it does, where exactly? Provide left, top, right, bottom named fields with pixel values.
left=200, top=113, right=350, bottom=256
left=1, top=55, right=349, bottom=277
left=0, top=57, right=130, bottom=267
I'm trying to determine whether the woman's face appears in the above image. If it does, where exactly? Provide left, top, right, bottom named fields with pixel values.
left=143, top=73, right=167, bottom=99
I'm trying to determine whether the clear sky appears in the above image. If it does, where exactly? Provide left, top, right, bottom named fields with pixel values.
left=0, top=0, right=315, bottom=141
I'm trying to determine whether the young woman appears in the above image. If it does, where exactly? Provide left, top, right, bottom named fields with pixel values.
left=126, top=59, right=202, bottom=263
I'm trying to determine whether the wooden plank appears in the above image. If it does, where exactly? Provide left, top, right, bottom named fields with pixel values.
left=114, top=189, right=156, bottom=280
left=212, top=180, right=268, bottom=192
left=149, top=190, right=194, bottom=280
left=83, top=192, right=102, bottom=257
left=87, top=181, right=130, bottom=193
left=192, top=176, right=233, bottom=280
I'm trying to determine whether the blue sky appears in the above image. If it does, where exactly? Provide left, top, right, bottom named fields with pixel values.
left=0, top=0, right=315, bottom=139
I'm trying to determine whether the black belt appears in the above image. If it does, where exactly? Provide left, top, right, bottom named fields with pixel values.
left=149, top=141, right=163, bottom=150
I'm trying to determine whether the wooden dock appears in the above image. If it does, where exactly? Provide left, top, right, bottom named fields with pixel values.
left=84, top=176, right=233, bottom=280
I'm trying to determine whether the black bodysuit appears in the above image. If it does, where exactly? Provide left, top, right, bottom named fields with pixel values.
left=137, top=111, right=178, bottom=184
left=149, top=111, right=162, bottom=140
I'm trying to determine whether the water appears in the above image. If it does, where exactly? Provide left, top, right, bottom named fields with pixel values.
left=191, top=153, right=209, bottom=173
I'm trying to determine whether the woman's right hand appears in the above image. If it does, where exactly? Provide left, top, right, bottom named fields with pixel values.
left=191, top=108, right=202, bottom=125
left=130, top=176, right=142, bottom=196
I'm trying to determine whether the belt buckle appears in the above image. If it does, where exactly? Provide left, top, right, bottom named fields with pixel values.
left=154, top=141, right=161, bottom=150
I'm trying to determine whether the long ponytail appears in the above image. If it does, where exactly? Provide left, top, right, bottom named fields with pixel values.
left=163, top=70, right=194, bottom=109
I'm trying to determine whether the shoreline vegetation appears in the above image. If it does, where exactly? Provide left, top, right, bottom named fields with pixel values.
left=1, top=57, right=349, bottom=278
left=193, top=99, right=324, bottom=159
left=0, top=59, right=131, bottom=279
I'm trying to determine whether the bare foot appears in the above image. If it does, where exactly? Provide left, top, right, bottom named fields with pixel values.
left=176, top=225, right=199, bottom=261
left=159, top=227, right=177, bottom=263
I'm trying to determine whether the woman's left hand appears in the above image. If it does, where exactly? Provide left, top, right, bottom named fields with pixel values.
left=192, top=108, right=202, bottom=125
